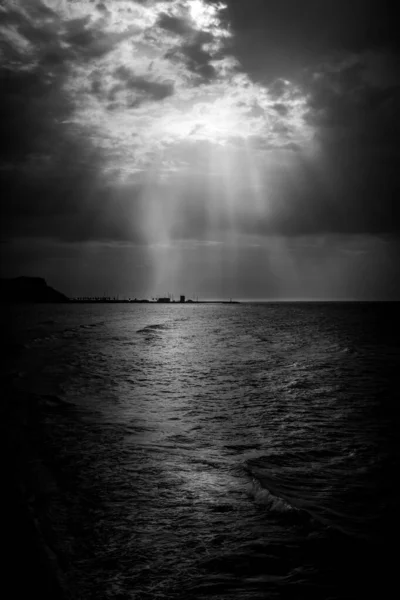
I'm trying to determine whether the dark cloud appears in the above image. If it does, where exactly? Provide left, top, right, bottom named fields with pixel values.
left=1, top=0, right=399, bottom=299
left=267, top=79, right=293, bottom=98
left=64, top=17, right=136, bottom=60
left=112, top=66, right=174, bottom=104
left=234, top=145, right=399, bottom=238
left=165, top=31, right=217, bottom=82
left=0, top=1, right=145, bottom=248
left=0, top=0, right=134, bottom=70
left=1, top=151, right=148, bottom=245
left=304, top=56, right=400, bottom=136
left=296, top=51, right=400, bottom=236
left=96, top=2, right=109, bottom=14
left=224, top=0, right=400, bottom=83
left=272, top=103, right=289, bottom=116
left=157, top=13, right=194, bottom=36
left=0, top=1, right=72, bottom=74
left=214, top=0, right=400, bottom=239
left=182, top=40, right=216, bottom=80
left=146, top=126, right=400, bottom=241
left=0, top=65, right=146, bottom=243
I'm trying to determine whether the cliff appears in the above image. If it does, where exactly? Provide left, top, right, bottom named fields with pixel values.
left=0, top=277, right=69, bottom=303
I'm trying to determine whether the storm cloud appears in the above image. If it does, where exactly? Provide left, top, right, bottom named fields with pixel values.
left=1, top=0, right=399, bottom=298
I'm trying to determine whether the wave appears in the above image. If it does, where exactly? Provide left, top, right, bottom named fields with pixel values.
left=79, top=322, right=104, bottom=329
left=245, top=448, right=355, bottom=470
left=248, top=478, right=296, bottom=513
left=25, top=321, right=105, bottom=345
left=136, top=323, right=172, bottom=342
left=137, top=323, right=169, bottom=334
left=246, top=457, right=378, bottom=540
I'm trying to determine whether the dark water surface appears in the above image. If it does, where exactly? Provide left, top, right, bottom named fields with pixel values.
left=2, top=302, right=399, bottom=599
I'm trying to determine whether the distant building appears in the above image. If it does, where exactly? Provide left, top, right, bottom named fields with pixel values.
left=180, top=295, right=185, bottom=303
left=157, top=297, right=170, bottom=303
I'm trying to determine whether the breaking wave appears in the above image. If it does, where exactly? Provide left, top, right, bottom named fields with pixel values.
left=248, top=478, right=296, bottom=513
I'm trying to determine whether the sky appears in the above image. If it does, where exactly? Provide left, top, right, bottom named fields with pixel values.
left=1, top=0, right=399, bottom=300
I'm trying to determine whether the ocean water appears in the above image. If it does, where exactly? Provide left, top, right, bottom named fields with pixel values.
left=2, top=302, right=399, bottom=599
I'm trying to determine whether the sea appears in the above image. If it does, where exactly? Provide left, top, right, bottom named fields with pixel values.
left=1, top=302, right=399, bottom=599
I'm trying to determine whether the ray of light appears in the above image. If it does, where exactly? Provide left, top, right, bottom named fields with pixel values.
left=52, top=0, right=318, bottom=298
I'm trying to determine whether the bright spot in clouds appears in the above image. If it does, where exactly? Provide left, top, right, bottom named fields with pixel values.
left=188, top=0, right=227, bottom=32
left=53, top=0, right=313, bottom=177
left=45, top=0, right=314, bottom=291
left=1, top=0, right=398, bottom=300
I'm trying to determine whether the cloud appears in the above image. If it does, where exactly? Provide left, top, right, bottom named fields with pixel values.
left=166, top=33, right=217, bottom=82
left=49, top=0, right=310, bottom=171
left=157, top=12, right=194, bottom=36
left=1, top=0, right=399, bottom=259
left=108, top=65, right=174, bottom=106
left=296, top=51, right=400, bottom=235
left=3, top=1, right=309, bottom=170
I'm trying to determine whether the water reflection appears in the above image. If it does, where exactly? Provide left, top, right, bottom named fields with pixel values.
left=8, top=302, right=399, bottom=599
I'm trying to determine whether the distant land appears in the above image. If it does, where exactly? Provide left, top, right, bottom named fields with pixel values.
left=69, top=293, right=240, bottom=304
left=0, top=277, right=70, bottom=303
left=0, top=278, right=239, bottom=304
left=2, top=278, right=397, bottom=304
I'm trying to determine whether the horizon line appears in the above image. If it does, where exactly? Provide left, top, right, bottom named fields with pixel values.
left=68, top=296, right=399, bottom=303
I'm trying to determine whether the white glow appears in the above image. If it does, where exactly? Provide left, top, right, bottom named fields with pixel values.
left=3, top=0, right=317, bottom=297
left=188, top=0, right=229, bottom=34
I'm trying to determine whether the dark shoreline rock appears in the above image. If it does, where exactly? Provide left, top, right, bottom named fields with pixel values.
left=0, top=277, right=69, bottom=303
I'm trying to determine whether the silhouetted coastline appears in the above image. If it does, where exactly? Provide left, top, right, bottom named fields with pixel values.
left=0, top=277, right=70, bottom=304
left=0, top=277, right=241, bottom=304
left=70, top=298, right=240, bottom=304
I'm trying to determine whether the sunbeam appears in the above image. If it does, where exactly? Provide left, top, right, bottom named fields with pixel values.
left=2, top=0, right=398, bottom=301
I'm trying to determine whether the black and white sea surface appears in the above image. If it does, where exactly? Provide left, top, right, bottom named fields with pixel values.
left=3, top=302, right=400, bottom=599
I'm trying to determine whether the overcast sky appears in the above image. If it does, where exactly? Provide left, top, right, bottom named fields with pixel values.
left=1, top=0, right=399, bottom=299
